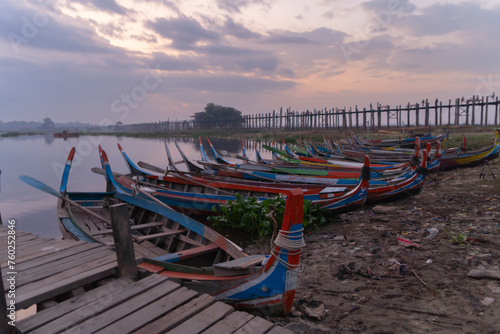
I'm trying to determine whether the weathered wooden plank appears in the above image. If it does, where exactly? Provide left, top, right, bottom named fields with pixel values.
left=0, top=240, right=86, bottom=267
left=0, top=234, right=39, bottom=252
left=131, top=240, right=166, bottom=258
left=139, top=240, right=170, bottom=256
left=10, top=238, right=75, bottom=261
left=233, top=316, right=275, bottom=334
left=153, top=243, right=219, bottom=263
left=2, top=242, right=102, bottom=272
left=0, top=231, right=34, bottom=241
left=12, top=247, right=115, bottom=288
left=2, top=237, right=52, bottom=254
left=135, top=229, right=187, bottom=242
left=201, top=311, right=254, bottom=334
left=24, top=275, right=169, bottom=334
left=90, top=221, right=165, bottom=236
left=213, top=255, right=265, bottom=270
left=131, top=294, right=215, bottom=334
left=15, top=254, right=119, bottom=309
left=165, top=302, right=234, bottom=334
left=17, top=277, right=136, bottom=332
left=0, top=230, right=31, bottom=239
left=93, top=286, right=198, bottom=334
left=0, top=258, right=15, bottom=334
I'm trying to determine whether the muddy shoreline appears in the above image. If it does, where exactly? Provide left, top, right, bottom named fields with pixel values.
left=245, top=158, right=500, bottom=333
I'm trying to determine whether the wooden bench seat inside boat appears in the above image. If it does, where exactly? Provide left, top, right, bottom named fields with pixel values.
left=212, top=255, right=265, bottom=276
left=90, top=221, right=166, bottom=236
left=134, top=229, right=188, bottom=243
left=213, top=255, right=265, bottom=270
left=153, top=243, right=220, bottom=263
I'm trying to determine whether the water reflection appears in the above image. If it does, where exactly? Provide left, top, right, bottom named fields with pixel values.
left=44, top=134, right=55, bottom=145
left=0, top=135, right=272, bottom=239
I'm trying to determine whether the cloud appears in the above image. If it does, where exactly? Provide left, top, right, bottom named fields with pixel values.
left=130, top=33, right=158, bottom=43
left=187, top=45, right=280, bottom=73
left=71, top=0, right=131, bottom=15
left=261, top=35, right=319, bottom=45
left=0, top=0, right=122, bottom=55
left=215, top=0, right=273, bottom=13
left=145, top=15, right=220, bottom=49
left=397, top=2, right=500, bottom=37
left=361, top=0, right=416, bottom=14
left=99, top=22, right=126, bottom=39
left=261, top=27, right=346, bottom=46
left=158, top=73, right=295, bottom=94
left=223, top=17, right=260, bottom=39
left=149, top=53, right=202, bottom=72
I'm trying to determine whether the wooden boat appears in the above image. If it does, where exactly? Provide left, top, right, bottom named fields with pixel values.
left=349, top=129, right=448, bottom=148
left=439, top=129, right=500, bottom=169
left=111, top=144, right=370, bottom=215
left=192, top=142, right=431, bottom=204
left=134, top=140, right=429, bottom=205
left=22, top=147, right=306, bottom=315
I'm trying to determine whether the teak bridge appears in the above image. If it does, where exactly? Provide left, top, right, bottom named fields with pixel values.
left=0, top=205, right=292, bottom=334
left=117, top=95, right=500, bottom=133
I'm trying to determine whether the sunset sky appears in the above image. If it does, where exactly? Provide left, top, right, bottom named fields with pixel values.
left=1, top=0, right=499, bottom=125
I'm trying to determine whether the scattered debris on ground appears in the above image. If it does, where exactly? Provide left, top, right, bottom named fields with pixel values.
left=246, top=159, right=500, bottom=333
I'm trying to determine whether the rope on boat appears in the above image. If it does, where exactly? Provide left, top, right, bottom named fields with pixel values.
left=272, top=228, right=306, bottom=270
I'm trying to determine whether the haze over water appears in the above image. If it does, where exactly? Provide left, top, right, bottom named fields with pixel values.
left=0, top=135, right=260, bottom=238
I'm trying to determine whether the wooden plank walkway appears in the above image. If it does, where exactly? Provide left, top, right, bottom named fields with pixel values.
left=1, top=226, right=293, bottom=333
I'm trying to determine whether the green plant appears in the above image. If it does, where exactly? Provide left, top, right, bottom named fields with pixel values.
left=449, top=233, right=468, bottom=246
left=208, top=194, right=328, bottom=238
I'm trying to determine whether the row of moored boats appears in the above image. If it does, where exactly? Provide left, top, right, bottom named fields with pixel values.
left=20, top=129, right=499, bottom=315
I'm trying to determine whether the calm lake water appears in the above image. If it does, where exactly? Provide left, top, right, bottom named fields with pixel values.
left=0, top=134, right=271, bottom=239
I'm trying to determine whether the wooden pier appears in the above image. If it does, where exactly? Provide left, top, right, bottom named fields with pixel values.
left=114, top=94, right=500, bottom=133
left=1, top=226, right=292, bottom=333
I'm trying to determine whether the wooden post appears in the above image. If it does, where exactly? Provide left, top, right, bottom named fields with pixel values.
left=415, top=103, right=420, bottom=127
left=471, top=96, right=476, bottom=125
left=331, top=108, right=334, bottom=129
left=434, top=99, right=439, bottom=126
left=455, top=98, right=460, bottom=125
left=363, top=108, right=366, bottom=131
left=495, top=96, right=499, bottom=126
left=480, top=96, right=484, bottom=126
left=386, top=105, right=390, bottom=127
left=424, top=99, right=429, bottom=126
left=485, top=96, right=489, bottom=126
left=466, top=101, right=470, bottom=126
left=377, top=103, right=381, bottom=129
left=447, top=99, right=451, bottom=126
left=324, top=108, right=328, bottom=129
left=406, top=103, right=410, bottom=127
left=280, top=108, right=283, bottom=129
left=342, top=108, right=346, bottom=129
left=347, top=107, right=352, bottom=128
left=355, top=106, right=359, bottom=129
left=439, top=101, right=443, bottom=126
left=369, top=105, right=374, bottom=130
left=110, top=203, right=138, bottom=280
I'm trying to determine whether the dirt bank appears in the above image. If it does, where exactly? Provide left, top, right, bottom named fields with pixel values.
left=247, top=158, right=500, bottom=333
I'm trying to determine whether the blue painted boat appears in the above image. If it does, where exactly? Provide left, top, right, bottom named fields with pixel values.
left=38, top=147, right=307, bottom=315
left=110, top=144, right=370, bottom=215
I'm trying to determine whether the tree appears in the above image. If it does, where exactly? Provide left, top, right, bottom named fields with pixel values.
left=42, top=117, right=55, bottom=128
left=193, top=103, right=244, bottom=129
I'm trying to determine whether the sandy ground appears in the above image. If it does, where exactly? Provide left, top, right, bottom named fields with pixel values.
left=246, top=158, right=500, bottom=333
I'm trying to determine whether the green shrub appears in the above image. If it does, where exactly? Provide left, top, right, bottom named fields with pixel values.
left=208, top=194, right=328, bottom=238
